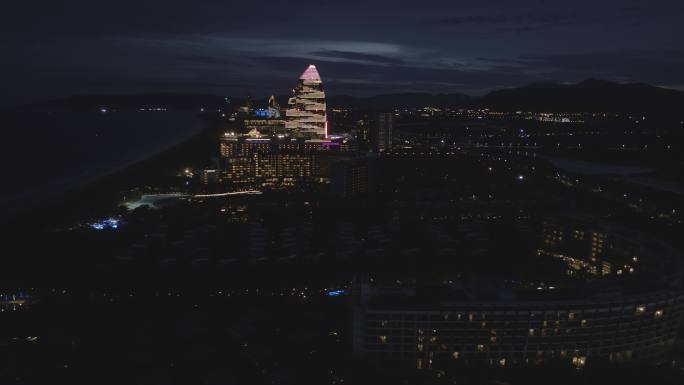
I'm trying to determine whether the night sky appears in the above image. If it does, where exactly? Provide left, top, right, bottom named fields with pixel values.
left=4, top=0, right=684, bottom=107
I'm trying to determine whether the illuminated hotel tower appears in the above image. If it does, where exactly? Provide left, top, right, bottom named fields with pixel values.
left=286, top=64, right=327, bottom=138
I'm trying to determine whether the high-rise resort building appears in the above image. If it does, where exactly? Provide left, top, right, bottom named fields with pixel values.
left=210, top=65, right=367, bottom=189
left=371, top=112, right=394, bottom=153
left=286, top=64, right=327, bottom=138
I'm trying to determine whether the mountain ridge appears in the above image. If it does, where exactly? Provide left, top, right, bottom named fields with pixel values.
left=478, top=79, right=684, bottom=113
left=12, top=80, right=684, bottom=114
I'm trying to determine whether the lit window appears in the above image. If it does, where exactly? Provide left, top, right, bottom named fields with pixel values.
left=452, top=351, right=460, bottom=359
left=581, top=319, right=587, bottom=327
left=499, top=358, right=506, bottom=367
left=379, top=335, right=387, bottom=344
left=636, top=305, right=646, bottom=314
left=417, top=343, right=424, bottom=352
left=654, top=310, right=664, bottom=318
left=528, top=328, right=535, bottom=336
left=477, top=344, right=485, bottom=352
left=572, top=356, right=586, bottom=369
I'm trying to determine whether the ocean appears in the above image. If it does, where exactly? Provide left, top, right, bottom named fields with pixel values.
left=0, top=109, right=205, bottom=219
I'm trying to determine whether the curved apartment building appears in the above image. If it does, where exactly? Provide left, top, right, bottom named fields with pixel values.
left=354, top=286, right=684, bottom=369
left=353, top=219, right=684, bottom=369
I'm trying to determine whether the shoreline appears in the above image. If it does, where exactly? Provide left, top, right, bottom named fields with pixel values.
left=1, top=113, right=225, bottom=230
left=0, top=118, right=204, bottom=219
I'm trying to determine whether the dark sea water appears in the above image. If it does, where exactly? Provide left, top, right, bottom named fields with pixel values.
left=0, top=110, right=205, bottom=219
left=539, top=154, right=684, bottom=195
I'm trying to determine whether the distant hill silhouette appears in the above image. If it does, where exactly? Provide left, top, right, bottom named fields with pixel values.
left=326, top=93, right=471, bottom=109
left=16, top=80, right=684, bottom=114
left=477, top=79, right=684, bottom=114
left=235, top=93, right=471, bottom=110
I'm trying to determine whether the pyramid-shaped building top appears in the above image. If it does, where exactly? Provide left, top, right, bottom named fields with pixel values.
left=299, top=64, right=322, bottom=81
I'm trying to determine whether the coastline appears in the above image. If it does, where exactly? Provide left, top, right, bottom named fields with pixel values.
left=1, top=113, right=224, bottom=230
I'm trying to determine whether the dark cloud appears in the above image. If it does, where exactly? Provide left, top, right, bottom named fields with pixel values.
left=251, top=55, right=539, bottom=94
left=177, top=54, right=236, bottom=66
left=3, top=0, right=684, bottom=107
left=620, top=6, right=641, bottom=13
left=513, top=50, right=684, bottom=85
left=434, top=12, right=603, bottom=32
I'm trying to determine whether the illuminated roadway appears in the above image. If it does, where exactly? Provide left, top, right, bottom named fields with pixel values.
left=124, top=190, right=262, bottom=210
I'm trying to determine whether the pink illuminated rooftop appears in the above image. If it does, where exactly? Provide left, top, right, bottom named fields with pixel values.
left=299, top=64, right=321, bottom=81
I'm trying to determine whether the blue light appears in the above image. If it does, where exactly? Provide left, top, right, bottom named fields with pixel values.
left=254, top=109, right=270, bottom=118
left=90, top=217, right=121, bottom=230
left=326, top=290, right=347, bottom=297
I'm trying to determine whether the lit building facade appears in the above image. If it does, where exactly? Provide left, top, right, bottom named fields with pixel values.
left=215, top=65, right=366, bottom=188
left=244, top=119, right=286, bottom=136
left=372, top=112, right=394, bottom=153
left=354, top=285, right=684, bottom=369
left=218, top=135, right=356, bottom=187
left=331, top=155, right=378, bottom=198
left=286, top=65, right=327, bottom=138
left=539, top=220, right=642, bottom=277
left=253, top=95, right=282, bottom=119
left=353, top=218, right=684, bottom=369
